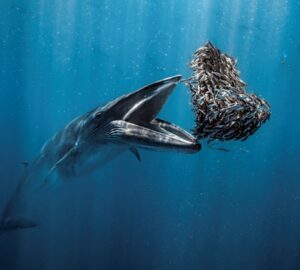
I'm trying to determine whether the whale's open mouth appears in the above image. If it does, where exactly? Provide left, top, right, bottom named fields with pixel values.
left=108, top=75, right=201, bottom=153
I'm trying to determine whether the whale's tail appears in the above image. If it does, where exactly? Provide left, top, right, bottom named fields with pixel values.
left=0, top=217, right=37, bottom=234
left=0, top=156, right=46, bottom=235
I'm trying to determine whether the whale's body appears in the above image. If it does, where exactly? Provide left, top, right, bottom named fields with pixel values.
left=0, top=75, right=201, bottom=233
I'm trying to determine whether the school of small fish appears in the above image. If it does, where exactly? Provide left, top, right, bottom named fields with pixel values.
left=185, top=41, right=271, bottom=141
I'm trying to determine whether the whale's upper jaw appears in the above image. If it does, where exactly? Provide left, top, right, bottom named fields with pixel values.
left=121, top=75, right=183, bottom=123
left=106, top=75, right=201, bottom=153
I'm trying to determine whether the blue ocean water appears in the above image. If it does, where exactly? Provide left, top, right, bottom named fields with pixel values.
left=0, top=0, right=299, bottom=269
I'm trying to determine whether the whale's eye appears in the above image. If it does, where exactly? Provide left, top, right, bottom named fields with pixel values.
left=95, top=111, right=102, bottom=118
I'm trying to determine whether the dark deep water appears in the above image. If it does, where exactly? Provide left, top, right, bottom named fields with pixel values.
left=1, top=0, right=300, bottom=269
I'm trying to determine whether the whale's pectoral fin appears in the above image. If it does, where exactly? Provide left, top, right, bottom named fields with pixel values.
left=43, top=147, right=77, bottom=186
left=21, top=161, right=29, bottom=167
left=129, top=146, right=141, bottom=162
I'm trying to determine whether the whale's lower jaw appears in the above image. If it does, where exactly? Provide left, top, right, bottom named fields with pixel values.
left=108, top=119, right=200, bottom=154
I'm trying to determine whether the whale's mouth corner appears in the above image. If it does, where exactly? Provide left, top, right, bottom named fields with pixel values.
left=110, top=75, right=201, bottom=153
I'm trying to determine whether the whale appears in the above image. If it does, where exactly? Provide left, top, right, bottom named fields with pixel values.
left=0, top=75, right=201, bottom=233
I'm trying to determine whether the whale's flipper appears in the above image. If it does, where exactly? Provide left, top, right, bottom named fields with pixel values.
left=22, top=161, right=29, bottom=167
left=129, top=146, right=141, bottom=162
